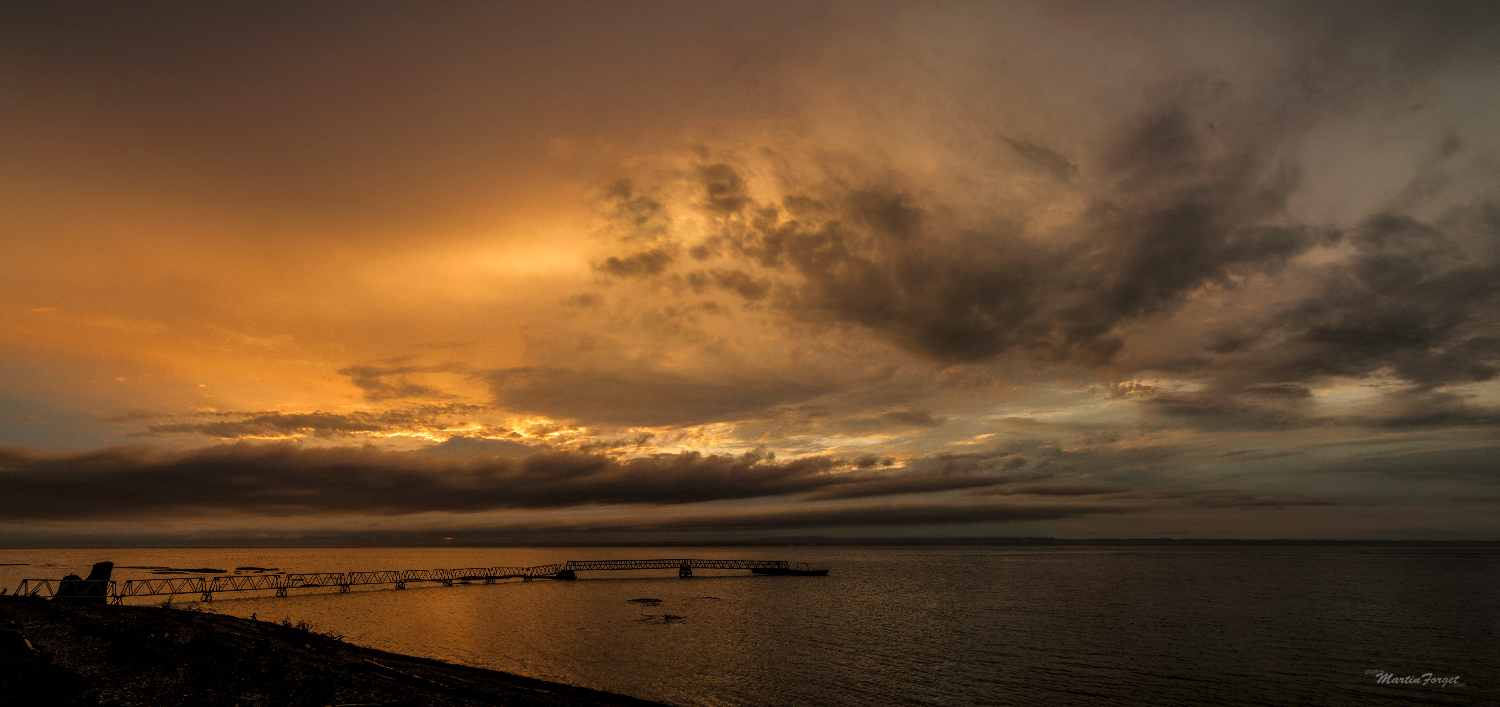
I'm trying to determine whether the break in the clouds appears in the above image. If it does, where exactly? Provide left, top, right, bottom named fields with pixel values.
left=2, top=1, right=1499, bottom=543
left=486, top=367, right=828, bottom=428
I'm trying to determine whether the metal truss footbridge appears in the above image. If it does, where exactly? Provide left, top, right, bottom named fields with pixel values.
left=11, top=558, right=798, bottom=604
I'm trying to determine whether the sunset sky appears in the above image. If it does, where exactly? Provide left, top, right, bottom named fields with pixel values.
left=3, top=1, right=1499, bottom=545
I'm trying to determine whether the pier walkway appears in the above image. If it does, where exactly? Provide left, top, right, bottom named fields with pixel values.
left=11, top=558, right=799, bottom=603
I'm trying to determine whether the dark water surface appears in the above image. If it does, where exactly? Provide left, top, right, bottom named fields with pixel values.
left=3, top=546, right=1494, bottom=705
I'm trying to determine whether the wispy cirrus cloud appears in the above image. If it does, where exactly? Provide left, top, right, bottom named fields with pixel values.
left=485, top=367, right=830, bottom=428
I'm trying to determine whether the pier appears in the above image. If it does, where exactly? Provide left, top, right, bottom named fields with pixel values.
left=11, top=558, right=816, bottom=603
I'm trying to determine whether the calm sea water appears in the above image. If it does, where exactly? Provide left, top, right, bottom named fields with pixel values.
left=2, top=546, right=1494, bottom=706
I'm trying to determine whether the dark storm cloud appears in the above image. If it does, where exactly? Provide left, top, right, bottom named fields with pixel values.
left=604, top=103, right=1330, bottom=367
left=987, top=483, right=1132, bottom=497
left=1113, top=205, right=1500, bottom=423
left=0, top=438, right=1389, bottom=528
left=610, top=500, right=1143, bottom=531
left=1113, top=200, right=1500, bottom=428
left=903, top=447, right=1058, bottom=475
left=801, top=465, right=1024, bottom=501
left=662, top=134, right=1499, bottom=416
left=1137, top=394, right=1313, bottom=433
left=594, top=180, right=681, bottom=278
left=140, top=404, right=489, bottom=439
left=598, top=248, right=677, bottom=278
left=577, top=2, right=1500, bottom=420
left=699, top=163, right=752, bottom=215
left=339, top=364, right=462, bottom=402
left=486, top=367, right=829, bottom=427
left=1114, top=489, right=1343, bottom=510
left=1243, top=210, right=1500, bottom=389
left=684, top=269, right=772, bottom=301
left=0, top=443, right=1034, bottom=521
left=1241, top=383, right=1314, bottom=400
left=1365, top=389, right=1500, bottom=428
left=418, top=435, right=538, bottom=458
left=974, top=481, right=1344, bottom=510
left=1001, top=135, right=1078, bottom=182
left=879, top=410, right=942, bottom=427
left=563, top=293, right=604, bottom=309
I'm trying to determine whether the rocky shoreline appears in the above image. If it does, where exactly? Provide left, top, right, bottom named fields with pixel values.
left=1, top=596, right=665, bottom=706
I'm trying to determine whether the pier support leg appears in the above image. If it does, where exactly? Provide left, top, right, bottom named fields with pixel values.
left=679, top=564, right=692, bottom=578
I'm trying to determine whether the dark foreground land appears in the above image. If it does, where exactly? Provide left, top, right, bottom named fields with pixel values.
left=1, top=596, right=664, bottom=707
